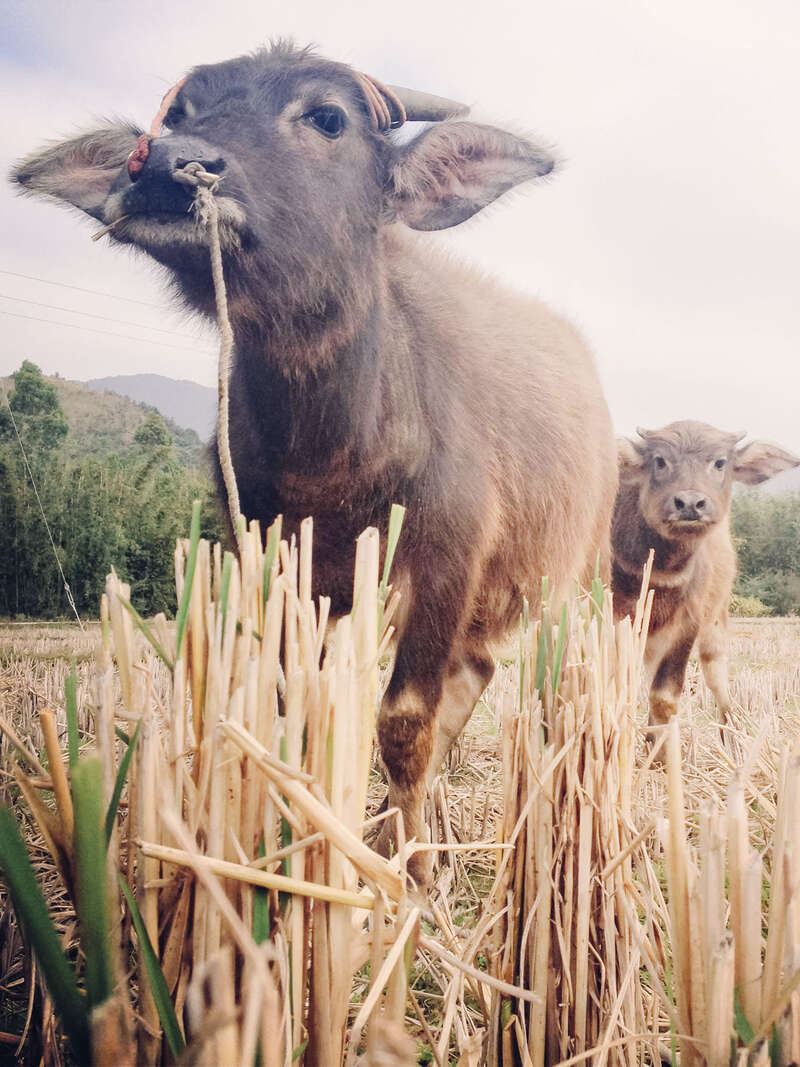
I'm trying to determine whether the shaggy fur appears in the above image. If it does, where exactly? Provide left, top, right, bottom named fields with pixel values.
left=613, top=421, right=799, bottom=742
left=12, top=43, right=619, bottom=884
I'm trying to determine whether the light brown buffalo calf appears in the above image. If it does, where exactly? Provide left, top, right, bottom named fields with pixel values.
left=612, top=421, right=799, bottom=737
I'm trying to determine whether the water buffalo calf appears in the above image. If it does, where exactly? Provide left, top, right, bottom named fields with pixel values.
left=613, top=421, right=799, bottom=739
left=13, top=43, right=618, bottom=883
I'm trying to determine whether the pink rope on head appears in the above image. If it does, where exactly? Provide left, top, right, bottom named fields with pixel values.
left=127, top=76, right=188, bottom=179
left=149, top=76, right=188, bottom=137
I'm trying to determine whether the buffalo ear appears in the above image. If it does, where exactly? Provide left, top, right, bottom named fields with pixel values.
left=733, top=441, right=800, bottom=485
left=11, top=122, right=141, bottom=221
left=389, top=121, right=557, bottom=231
left=617, top=437, right=646, bottom=481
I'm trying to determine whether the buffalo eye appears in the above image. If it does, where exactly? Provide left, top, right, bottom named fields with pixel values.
left=304, top=105, right=347, bottom=139
left=714, top=458, right=726, bottom=470
left=163, top=98, right=195, bottom=129
left=654, top=455, right=667, bottom=471
left=163, top=106, right=183, bottom=129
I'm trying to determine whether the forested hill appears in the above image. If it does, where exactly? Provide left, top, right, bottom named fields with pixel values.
left=0, top=362, right=222, bottom=620
left=0, top=373, right=205, bottom=467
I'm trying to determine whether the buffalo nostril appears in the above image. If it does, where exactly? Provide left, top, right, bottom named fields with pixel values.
left=695, top=498, right=706, bottom=511
left=674, top=497, right=685, bottom=511
left=174, top=156, right=226, bottom=176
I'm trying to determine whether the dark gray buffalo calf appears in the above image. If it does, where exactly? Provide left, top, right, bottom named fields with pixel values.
left=13, top=43, right=617, bottom=884
left=613, top=421, right=799, bottom=741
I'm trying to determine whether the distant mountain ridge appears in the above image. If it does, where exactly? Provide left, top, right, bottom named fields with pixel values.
left=1, top=373, right=205, bottom=466
left=86, top=374, right=216, bottom=439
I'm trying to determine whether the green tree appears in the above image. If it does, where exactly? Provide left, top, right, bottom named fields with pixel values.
left=133, top=412, right=172, bottom=450
left=731, top=491, right=800, bottom=615
left=0, top=360, right=68, bottom=453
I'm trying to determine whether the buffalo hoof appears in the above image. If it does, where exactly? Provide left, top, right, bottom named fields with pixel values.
left=373, top=817, right=433, bottom=893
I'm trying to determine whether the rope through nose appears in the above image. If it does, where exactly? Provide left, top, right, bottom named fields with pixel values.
left=128, top=76, right=189, bottom=179
left=173, top=162, right=243, bottom=547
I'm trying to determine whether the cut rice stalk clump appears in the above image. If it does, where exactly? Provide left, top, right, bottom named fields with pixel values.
left=484, top=564, right=657, bottom=1066
left=99, top=508, right=415, bottom=1066
left=658, top=718, right=800, bottom=1067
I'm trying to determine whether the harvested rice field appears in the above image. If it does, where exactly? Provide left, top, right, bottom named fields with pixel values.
left=0, top=526, right=799, bottom=1066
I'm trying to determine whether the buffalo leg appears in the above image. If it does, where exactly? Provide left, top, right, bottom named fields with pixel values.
left=374, top=583, right=475, bottom=886
left=426, top=647, right=494, bottom=788
left=698, top=611, right=732, bottom=725
left=375, top=665, right=440, bottom=888
left=646, top=632, right=696, bottom=755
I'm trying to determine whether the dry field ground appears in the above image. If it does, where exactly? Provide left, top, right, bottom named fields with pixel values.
left=0, top=610, right=799, bottom=1065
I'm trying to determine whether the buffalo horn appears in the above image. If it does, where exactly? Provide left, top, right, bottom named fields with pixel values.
left=386, top=85, right=469, bottom=122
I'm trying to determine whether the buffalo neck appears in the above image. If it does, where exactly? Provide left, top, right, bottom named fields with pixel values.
left=223, top=244, right=430, bottom=490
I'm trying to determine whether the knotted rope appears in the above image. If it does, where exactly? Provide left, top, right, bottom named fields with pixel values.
left=128, top=77, right=188, bottom=180
left=172, top=162, right=243, bottom=547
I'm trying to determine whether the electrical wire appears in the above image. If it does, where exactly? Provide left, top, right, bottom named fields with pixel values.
left=0, top=268, right=164, bottom=308
left=0, top=309, right=215, bottom=354
left=0, top=292, right=209, bottom=341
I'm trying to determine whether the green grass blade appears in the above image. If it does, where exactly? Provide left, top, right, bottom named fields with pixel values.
left=533, top=622, right=548, bottom=694
left=518, top=597, right=529, bottom=713
left=380, top=503, right=406, bottom=598
left=72, top=758, right=113, bottom=1010
left=117, top=596, right=174, bottom=669
left=501, top=997, right=512, bottom=1029
left=119, top=876, right=186, bottom=1057
left=253, top=838, right=270, bottom=945
left=734, top=988, right=755, bottom=1043
left=552, top=602, right=568, bottom=695
left=768, top=1023, right=781, bottom=1066
left=591, top=576, right=605, bottom=624
left=0, top=806, right=89, bottom=1061
left=105, top=719, right=142, bottom=847
left=262, top=520, right=280, bottom=607
left=65, top=658, right=79, bottom=769
left=219, top=551, right=234, bottom=636
left=174, top=499, right=202, bottom=661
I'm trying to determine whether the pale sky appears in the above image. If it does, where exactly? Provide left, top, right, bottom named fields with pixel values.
left=2, top=0, right=799, bottom=451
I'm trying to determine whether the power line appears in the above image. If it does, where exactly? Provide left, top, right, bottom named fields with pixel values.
left=2, top=391, right=85, bottom=629
left=0, top=268, right=165, bottom=309
left=0, top=309, right=216, bottom=355
left=0, top=292, right=209, bottom=341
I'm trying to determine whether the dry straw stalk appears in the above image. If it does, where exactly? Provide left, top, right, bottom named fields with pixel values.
left=98, top=514, right=413, bottom=1065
